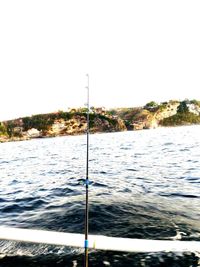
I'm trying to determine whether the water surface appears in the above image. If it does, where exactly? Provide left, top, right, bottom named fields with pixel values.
left=0, top=126, right=200, bottom=266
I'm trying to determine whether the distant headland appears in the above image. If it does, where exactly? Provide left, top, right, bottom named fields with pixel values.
left=0, top=99, right=200, bottom=142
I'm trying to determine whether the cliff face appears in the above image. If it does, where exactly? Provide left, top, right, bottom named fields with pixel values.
left=48, top=115, right=126, bottom=137
left=113, top=102, right=180, bottom=130
left=154, top=102, right=179, bottom=121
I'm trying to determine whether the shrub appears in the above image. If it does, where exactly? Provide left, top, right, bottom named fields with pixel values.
left=0, top=122, right=7, bottom=136
left=145, top=101, right=158, bottom=108
left=160, top=112, right=200, bottom=126
left=190, top=99, right=200, bottom=107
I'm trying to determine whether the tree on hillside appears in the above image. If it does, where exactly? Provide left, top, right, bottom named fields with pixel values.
left=177, top=101, right=189, bottom=113
left=145, top=101, right=158, bottom=108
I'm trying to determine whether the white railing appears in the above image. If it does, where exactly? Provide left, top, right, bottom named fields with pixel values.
left=0, top=227, right=200, bottom=253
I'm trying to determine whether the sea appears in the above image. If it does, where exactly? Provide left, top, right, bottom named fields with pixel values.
left=0, top=125, right=200, bottom=267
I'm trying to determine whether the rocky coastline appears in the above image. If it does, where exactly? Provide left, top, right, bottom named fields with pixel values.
left=1, top=100, right=200, bottom=143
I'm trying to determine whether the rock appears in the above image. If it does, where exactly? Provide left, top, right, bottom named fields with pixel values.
left=27, top=128, right=41, bottom=138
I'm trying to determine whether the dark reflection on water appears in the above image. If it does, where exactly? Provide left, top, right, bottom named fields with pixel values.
left=0, top=252, right=199, bottom=267
left=0, top=126, right=200, bottom=266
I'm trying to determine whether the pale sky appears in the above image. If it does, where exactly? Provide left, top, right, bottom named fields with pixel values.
left=0, top=0, right=200, bottom=121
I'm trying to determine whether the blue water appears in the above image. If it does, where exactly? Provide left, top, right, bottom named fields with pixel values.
left=0, top=126, right=200, bottom=266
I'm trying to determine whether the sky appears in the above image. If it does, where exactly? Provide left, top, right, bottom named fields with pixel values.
left=0, top=0, right=200, bottom=121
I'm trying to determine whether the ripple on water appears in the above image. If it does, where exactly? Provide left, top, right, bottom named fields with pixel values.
left=0, top=127, right=200, bottom=266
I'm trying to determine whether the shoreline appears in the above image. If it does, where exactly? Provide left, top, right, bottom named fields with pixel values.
left=1, top=124, right=199, bottom=144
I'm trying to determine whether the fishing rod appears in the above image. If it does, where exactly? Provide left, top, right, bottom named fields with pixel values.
left=84, top=73, right=89, bottom=267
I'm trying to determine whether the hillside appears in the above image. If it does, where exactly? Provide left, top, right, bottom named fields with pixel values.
left=109, top=100, right=200, bottom=129
left=0, top=109, right=126, bottom=142
left=0, top=100, right=200, bottom=142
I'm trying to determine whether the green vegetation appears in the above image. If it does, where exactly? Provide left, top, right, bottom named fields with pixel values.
left=160, top=112, right=200, bottom=126
left=22, top=112, right=74, bottom=132
left=88, top=113, right=118, bottom=130
left=5, top=121, right=23, bottom=138
left=177, top=100, right=189, bottom=113
left=157, top=102, right=168, bottom=112
left=144, top=101, right=158, bottom=109
left=190, top=99, right=200, bottom=107
left=23, top=114, right=53, bottom=131
left=160, top=100, right=200, bottom=126
left=0, top=122, right=7, bottom=136
left=6, top=122, right=14, bottom=137
left=0, top=99, right=200, bottom=142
